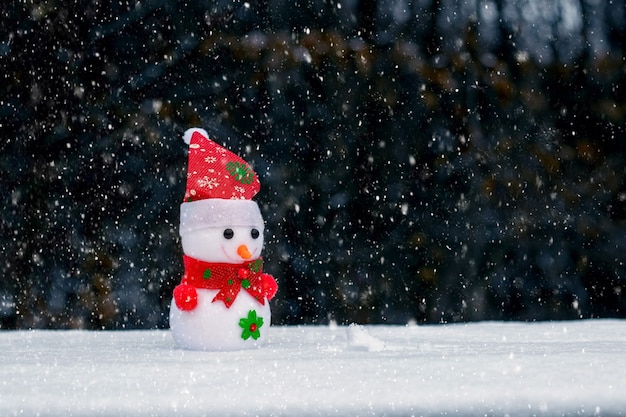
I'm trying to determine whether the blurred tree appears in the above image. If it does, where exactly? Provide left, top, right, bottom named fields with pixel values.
left=0, top=0, right=624, bottom=329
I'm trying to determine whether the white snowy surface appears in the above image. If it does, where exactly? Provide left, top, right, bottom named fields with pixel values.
left=1, top=320, right=625, bottom=417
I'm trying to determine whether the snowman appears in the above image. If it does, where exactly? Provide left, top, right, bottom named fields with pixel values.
left=170, top=128, right=278, bottom=351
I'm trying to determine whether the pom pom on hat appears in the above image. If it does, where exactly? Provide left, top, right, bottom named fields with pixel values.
left=179, top=128, right=263, bottom=235
left=183, top=128, right=209, bottom=145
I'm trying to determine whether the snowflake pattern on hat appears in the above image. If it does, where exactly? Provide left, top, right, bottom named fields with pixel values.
left=183, top=130, right=261, bottom=202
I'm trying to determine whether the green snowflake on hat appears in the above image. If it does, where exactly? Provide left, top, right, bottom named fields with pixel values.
left=226, top=161, right=255, bottom=185
left=239, top=310, right=264, bottom=340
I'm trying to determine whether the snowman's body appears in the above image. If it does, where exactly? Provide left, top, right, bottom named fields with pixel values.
left=170, top=128, right=277, bottom=351
left=170, top=288, right=271, bottom=351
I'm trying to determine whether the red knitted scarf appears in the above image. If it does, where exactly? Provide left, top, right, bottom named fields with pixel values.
left=181, top=255, right=266, bottom=308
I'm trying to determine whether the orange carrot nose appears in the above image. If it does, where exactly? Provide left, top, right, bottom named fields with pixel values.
left=237, top=244, right=252, bottom=259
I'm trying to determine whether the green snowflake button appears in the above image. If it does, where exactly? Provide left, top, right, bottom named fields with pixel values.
left=239, top=310, right=264, bottom=340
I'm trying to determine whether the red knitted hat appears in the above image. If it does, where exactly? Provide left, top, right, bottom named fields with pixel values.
left=179, top=128, right=263, bottom=235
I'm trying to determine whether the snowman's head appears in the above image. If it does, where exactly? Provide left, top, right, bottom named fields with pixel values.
left=180, top=198, right=265, bottom=263
left=179, top=128, right=268, bottom=263
left=181, top=224, right=265, bottom=263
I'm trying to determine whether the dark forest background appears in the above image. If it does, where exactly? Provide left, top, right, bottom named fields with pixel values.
left=1, top=0, right=625, bottom=329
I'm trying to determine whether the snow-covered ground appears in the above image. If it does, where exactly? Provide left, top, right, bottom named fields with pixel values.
left=1, top=320, right=625, bottom=416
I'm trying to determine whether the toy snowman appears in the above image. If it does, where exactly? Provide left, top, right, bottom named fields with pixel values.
left=170, top=128, right=278, bottom=351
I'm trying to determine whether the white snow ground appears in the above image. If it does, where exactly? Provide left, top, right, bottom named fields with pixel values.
left=1, top=319, right=625, bottom=417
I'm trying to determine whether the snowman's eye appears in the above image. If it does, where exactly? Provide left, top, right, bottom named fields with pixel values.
left=223, top=229, right=234, bottom=239
left=251, top=228, right=260, bottom=239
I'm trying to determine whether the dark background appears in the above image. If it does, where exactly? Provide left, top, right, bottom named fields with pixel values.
left=1, top=0, right=625, bottom=329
